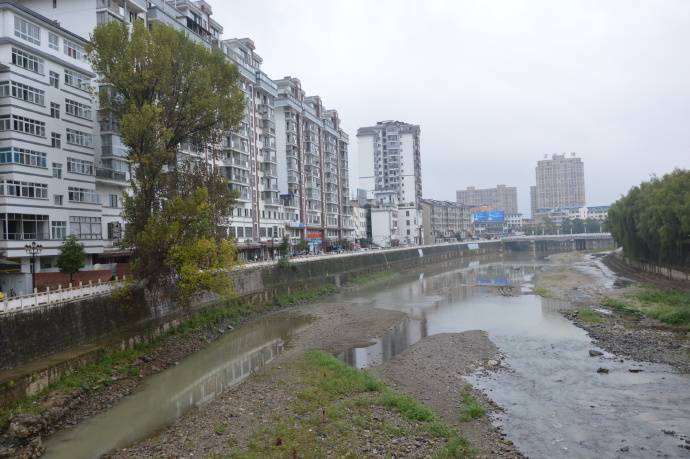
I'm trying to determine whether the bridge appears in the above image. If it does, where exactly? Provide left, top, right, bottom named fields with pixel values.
left=501, top=233, right=615, bottom=252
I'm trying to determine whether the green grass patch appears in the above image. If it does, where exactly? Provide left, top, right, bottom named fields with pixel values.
left=578, top=308, right=604, bottom=324
left=600, top=287, right=690, bottom=328
left=630, top=287, right=690, bottom=327
left=459, top=386, right=485, bottom=422
left=534, top=286, right=551, bottom=298
left=238, top=351, right=473, bottom=458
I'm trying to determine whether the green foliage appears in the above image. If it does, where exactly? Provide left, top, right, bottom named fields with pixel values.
left=578, top=308, right=604, bottom=324
left=433, top=435, right=473, bottom=458
left=534, top=287, right=551, bottom=298
left=56, top=235, right=86, bottom=283
left=295, top=238, right=309, bottom=254
left=88, top=21, right=244, bottom=304
left=380, top=391, right=435, bottom=422
left=459, top=386, right=485, bottom=421
left=629, top=287, right=690, bottom=327
left=608, top=169, right=690, bottom=267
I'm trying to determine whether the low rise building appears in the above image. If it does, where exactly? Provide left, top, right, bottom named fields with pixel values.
left=420, top=199, right=470, bottom=244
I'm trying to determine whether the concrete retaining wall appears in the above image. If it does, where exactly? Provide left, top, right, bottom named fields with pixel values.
left=620, top=256, right=690, bottom=283
left=0, top=242, right=501, bottom=402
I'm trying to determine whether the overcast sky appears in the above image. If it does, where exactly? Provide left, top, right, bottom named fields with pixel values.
left=214, top=0, right=690, bottom=215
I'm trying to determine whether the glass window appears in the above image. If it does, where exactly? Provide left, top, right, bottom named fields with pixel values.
left=69, top=216, right=101, bottom=239
left=67, top=157, right=94, bottom=175
left=65, top=99, right=92, bottom=120
left=51, top=102, right=60, bottom=118
left=0, top=147, right=47, bottom=168
left=66, top=128, right=92, bottom=147
left=51, top=221, right=66, bottom=240
left=63, top=39, right=86, bottom=61
left=49, top=71, right=59, bottom=88
left=11, top=48, right=44, bottom=74
left=52, top=162, right=62, bottom=178
left=51, top=132, right=62, bottom=148
left=64, top=69, right=91, bottom=91
left=14, top=16, right=40, bottom=45
left=49, top=32, right=59, bottom=50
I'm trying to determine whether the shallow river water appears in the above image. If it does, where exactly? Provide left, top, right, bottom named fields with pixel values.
left=337, top=255, right=690, bottom=458
left=42, top=253, right=690, bottom=458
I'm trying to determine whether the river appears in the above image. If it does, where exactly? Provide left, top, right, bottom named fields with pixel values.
left=42, top=253, right=690, bottom=458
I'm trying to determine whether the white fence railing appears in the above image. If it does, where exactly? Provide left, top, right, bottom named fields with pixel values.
left=0, top=277, right=125, bottom=315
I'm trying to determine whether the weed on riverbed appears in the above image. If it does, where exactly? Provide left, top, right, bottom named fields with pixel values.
left=600, top=287, right=690, bottom=328
left=534, top=287, right=551, bottom=298
left=578, top=308, right=605, bottom=324
left=235, top=351, right=473, bottom=458
left=459, top=386, right=485, bottom=422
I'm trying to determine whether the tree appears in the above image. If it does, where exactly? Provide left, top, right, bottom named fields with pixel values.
left=56, top=235, right=86, bottom=284
left=279, top=236, right=290, bottom=259
left=608, top=169, right=690, bottom=267
left=88, top=22, right=244, bottom=304
left=296, top=239, right=309, bottom=254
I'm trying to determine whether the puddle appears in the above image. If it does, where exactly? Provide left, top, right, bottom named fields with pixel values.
left=42, top=314, right=311, bottom=459
left=337, top=257, right=690, bottom=458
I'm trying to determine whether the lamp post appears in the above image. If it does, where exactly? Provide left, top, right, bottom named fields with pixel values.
left=24, top=241, right=43, bottom=292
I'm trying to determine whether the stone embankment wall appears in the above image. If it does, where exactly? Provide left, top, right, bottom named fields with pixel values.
left=0, top=242, right=501, bottom=402
left=614, top=253, right=690, bottom=283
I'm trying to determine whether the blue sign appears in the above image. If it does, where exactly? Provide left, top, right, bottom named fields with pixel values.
left=473, top=211, right=505, bottom=223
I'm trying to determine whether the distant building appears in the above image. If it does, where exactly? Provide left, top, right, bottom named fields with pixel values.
left=534, top=205, right=609, bottom=226
left=357, top=120, right=422, bottom=206
left=420, top=199, right=470, bottom=244
left=530, top=186, right=537, bottom=218
left=456, top=185, right=518, bottom=214
left=351, top=200, right=369, bottom=242
left=504, top=213, right=524, bottom=232
left=534, top=153, right=585, bottom=211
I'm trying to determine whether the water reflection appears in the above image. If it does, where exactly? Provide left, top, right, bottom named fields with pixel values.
left=43, top=315, right=310, bottom=459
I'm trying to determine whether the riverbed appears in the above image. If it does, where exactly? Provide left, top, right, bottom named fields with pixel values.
left=41, top=252, right=690, bottom=458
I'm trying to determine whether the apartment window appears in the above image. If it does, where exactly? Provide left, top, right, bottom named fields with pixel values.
left=49, top=71, right=59, bottom=88
left=53, top=194, right=63, bottom=206
left=108, top=194, right=119, bottom=208
left=69, top=216, right=101, bottom=239
left=0, top=180, right=48, bottom=199
left=63, top=39, right=86, bottom=61
left=14, top=17, right=41, bottom=45
left=49, top=32, right=59, bottom=50
left=52, top=162, right=62, bottom=178
left=51, top=132, right=61, bottom=148
left=0, top=114, right=45, bottom=136
left=0, top=147, right=47, bottom=168
left=0, top=81, right=44, bottom=106
left=65, top=99, right=92, bottom=120
left=67, top=157, right=94, bottom=175
left=64, top=69, right=90, bottom=91
left=11, top=48, right=44, bottom=74
left=51, top=221, right=66, bottom=239
left=66, top=128, right=92, bottom=147
left=68, top=187, right=100, bottom=204
left=51, top=102, right=60, bottom=118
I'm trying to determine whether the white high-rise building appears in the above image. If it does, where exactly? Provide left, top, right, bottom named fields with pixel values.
left=357, top=120, right=421, bottom=206
left=1, top=0, right=354, bottom=290
left=0, top=2, right=103, bottom=292
left=357, top=120, right=422, bottom=247
left=274, top=76, right=352, bottom=252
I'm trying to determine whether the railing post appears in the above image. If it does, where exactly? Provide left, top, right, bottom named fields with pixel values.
left=46, top=286, right=50, bottom=304
left=34, top=288, right=38, bottom=307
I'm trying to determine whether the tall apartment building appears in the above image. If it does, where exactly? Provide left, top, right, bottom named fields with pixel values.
left=456, top=184, right=517, bottom=214
left=533, top=153, right=585, bottom=212
left=357, top=120, right=421, bottom=206
left=274, top=76, right=351, bottom=252
left=1, top=0, right=353, bottom=291
left=0, top=2, right=103, bottom=293
left=420, top=199, right=470, bottom=244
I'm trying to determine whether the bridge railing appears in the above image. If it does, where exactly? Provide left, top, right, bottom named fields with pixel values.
left=0, top=277, right=126, bottom=316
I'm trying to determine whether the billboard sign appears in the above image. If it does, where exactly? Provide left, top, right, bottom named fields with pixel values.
left=473, top=211, right=505, bottom=223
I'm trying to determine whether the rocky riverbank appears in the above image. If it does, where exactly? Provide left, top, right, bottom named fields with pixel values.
left=536, top=251, right=690, bottom=374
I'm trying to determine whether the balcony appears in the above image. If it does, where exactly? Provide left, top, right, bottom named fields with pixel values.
left=97, top=0, right=125, bottom=19
left=96, top=167, right=127, bottom=182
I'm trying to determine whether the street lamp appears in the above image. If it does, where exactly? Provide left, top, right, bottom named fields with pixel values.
left=24, top=241, right=43, bottom=292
